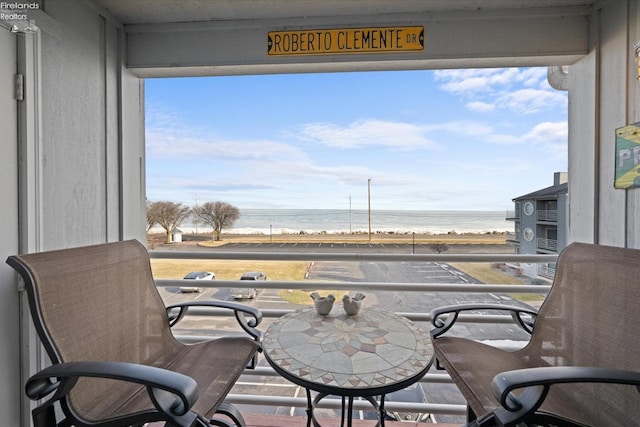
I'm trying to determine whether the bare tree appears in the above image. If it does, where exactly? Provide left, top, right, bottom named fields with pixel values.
left=146, top=201, right=191, bottom=243
left=430, top=243, right=449, bottom=254
left=196, top=201, right=240, bottom=241
left=146, top=199, right=157, bottom=232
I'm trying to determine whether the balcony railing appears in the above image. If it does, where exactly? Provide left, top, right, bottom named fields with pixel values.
left=537, top=263, right=557, bottom=280
left=150, top=249, right=556, bottom=422
left=537, top=209, right=558, bottom=222
left=537, top=237, right=558, bottom=252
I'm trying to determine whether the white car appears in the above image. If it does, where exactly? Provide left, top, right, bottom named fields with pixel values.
left=180, top=271, right=215, bottom=293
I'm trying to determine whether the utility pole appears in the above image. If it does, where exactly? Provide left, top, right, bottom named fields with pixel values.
left=193, top=195, right=200, bottom=234
left=367, top=178, right=372, bottom=242
left=349, top=194, right=352, bottom=234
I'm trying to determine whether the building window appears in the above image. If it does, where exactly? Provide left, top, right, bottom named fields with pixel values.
left=524, top=227, right=534, bottom=241
left=523, top=201, right=534, bottom=216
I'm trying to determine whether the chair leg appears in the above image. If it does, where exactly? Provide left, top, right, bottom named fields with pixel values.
left=465, top=412, right=499, bottom=427
left=31, top=404, right=57, bottom=427
left=210, top=402, right=246, bottom=427
left=467, top=405, right=477, bottom=422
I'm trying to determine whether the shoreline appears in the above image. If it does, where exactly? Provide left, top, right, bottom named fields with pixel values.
left=148, top=230, right=513, bottom=248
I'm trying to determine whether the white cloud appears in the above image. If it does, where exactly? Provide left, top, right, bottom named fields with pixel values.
left=434, top=68, right=522, bottom=94
left=296, top=119, right=439, bottom=150
left=434, top=68, right=548, bottom=93
left=147, top=131, right=305, bottom=162
left=421, top=119, right=567, bottom=148
left=483, top=133, right=521, bottom=145
left=420, top=120, right=520, bottom=144
left=522, top=121, right=567, bottom=143
left=466, top=101, right=495, bottom=112
left=479, top=121, right=567, bottom=149
left=146, top=106, right=307, bottom=162
left=436, top=74, right=495, bottom=94
left=522, top=122, right=568, bottom=160
left=146, top=106, right=186, bottom=131
left=434, top=67, right=565, bottom=115
left=519, top=68, right=548, bottom=87
left=496, top=89, right=567, bottom=114
left=424, top=121, right=494, bottom=137
left=149, top=176, right=273, bottom=193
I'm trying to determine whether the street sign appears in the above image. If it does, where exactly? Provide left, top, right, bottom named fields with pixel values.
left=615, top=122, right=640, bottom=189
left=267, top=26, right=424, bottom=56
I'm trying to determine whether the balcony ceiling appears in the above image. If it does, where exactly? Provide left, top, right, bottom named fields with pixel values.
left=89, top=0, right=594, bottom=77
left=92, top=0, right=594, bottom=25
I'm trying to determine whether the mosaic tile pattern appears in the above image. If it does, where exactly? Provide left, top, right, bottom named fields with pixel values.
left=263, top=307, right=433, bottom=390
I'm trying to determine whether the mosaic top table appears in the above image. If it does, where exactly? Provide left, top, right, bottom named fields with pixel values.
left=262, top=307, right=433, bottom=427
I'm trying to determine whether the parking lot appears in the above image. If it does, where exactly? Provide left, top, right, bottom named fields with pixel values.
left=154, top=244, right=530, bottom=424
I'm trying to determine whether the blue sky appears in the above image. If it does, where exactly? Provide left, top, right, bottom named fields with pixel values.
left=145, top=68, right=567, bottom=211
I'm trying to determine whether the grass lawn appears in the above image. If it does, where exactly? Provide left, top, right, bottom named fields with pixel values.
left=449, top=262, right=524, bottom=285
left=151, top=258, right=345, bottom=305
left=449, top=262, right=547, bottom=303
left=150, top=259, right=311, bottom=281
left=280, top=289, right=347, bottom=305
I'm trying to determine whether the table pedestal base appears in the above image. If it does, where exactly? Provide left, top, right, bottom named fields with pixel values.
left=306, top=389, right=386, bottom=427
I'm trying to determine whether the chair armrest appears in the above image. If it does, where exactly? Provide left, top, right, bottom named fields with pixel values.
left=488, top=366, right=640, bottom=426
left=430, top=303, right=537, bottom=339
left=25, top=361, right=199, bottom=427
left=166, top=300, right=262, bottom=342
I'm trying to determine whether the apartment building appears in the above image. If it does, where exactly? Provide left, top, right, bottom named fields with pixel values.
left=508, top=172, right=568, bottom=280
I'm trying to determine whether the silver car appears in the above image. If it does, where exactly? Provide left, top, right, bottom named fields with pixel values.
left=231, top=271, right=266, bottom=299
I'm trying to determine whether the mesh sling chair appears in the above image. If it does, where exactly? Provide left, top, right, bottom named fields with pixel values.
left=430, top=242, right=640, bottom=427
left=7, top=239, right=262, bottom=427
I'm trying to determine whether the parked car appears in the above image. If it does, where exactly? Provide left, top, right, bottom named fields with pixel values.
left=231, top=271, right=266, bottom=299
left=180, top=271, right=215, bottom=293
left=357, top=383, right=432, bottom=423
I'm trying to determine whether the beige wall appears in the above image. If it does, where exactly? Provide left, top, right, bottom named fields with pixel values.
left=567, top=0, right=640, bottom=249
left=39, top=1, right=145, bottom=249
left=0, top=1, right=145, bottom=425
left=627, top=0, right=640, bottom=249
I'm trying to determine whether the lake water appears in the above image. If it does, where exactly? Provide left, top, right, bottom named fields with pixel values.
left=175, top=209, right=512, bottom=235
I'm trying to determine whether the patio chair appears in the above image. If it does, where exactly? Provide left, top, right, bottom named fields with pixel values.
left=7, top=239, right=262, bottom=427
left=430, top=242, right=640, bottom=427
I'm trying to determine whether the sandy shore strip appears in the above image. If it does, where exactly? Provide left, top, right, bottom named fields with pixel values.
left=148, top=231, right=514, bottom=253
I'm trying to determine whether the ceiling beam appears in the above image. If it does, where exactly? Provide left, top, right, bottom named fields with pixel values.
left=126, top=9, right=589, bottom=77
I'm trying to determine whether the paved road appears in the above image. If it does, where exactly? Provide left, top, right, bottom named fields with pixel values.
left=155, top=240, right=512, bottom=254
